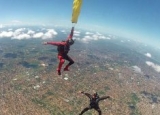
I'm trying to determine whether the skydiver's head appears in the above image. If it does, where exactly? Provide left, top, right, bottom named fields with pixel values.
left=67, top=39, right=74, bottom=45
left=93, top=92, right=98, bottom=98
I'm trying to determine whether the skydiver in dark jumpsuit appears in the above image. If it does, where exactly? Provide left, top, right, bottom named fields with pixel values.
left=79, top=92, right=110, bottom=115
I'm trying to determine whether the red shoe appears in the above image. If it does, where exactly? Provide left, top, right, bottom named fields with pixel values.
left=64, top=68, right=69, bottom=71
left=57, top=70, right=61, bottom=75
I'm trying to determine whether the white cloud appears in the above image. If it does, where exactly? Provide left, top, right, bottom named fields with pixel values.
left=92, top=34, right=99, bottom=40
left=28, top=30, right=35, bottom=35
left=76, top=31, right=109, bottom=43
left=146, top=61, right=160, bottom=73
left=99, top=35, right=106, bottom=39
left=145, top=53, right=152, bottom=58
left=0, top=31, right=13, bottom=38
left=74, top=33, right=80, bottom=36
left=42, top=29, right=57, bottom=39
left=47, top=29, right=57, bottom=35
left=83, top=35, right=92, bottom=40
left=32, top=29, right=57, bottom=39
left=12, top=34, right=31, bottom=40
left=73, top=31, right=81, bottom=37
left=11, top=28, right=27, bottom=39
left=86, top=32, right=93, bottom=35
left=14, top=28, right=26, bottom=36
left=81, top=36, right=92, bottom=43
left=15, top=28, right=26, bottom=32
left=0, top=27, right=58, bottom=40
left=74, top=30, right=80, bottom=34
left=33, top=32, right=44, bottom=38
left=0, top=28, right=32, bottom=40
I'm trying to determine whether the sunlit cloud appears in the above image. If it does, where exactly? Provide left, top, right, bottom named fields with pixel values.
left=0, top=27, right=58, bottom=40
left=77, top=31, right=108, bottom=43
left=74, top=33, right=80, bottom=36
left=27, top=30, right=35, bottom=35
left=32, top=32, right=44, bottom=38
left=0, top=31, right=13, bottom=38
left=42, top=29, right=58, bottom=39
left=73, top=30, right=81, bottom=37
left=81, top=35, right=92, bottom=43
left=99, top=35, right=106, bottom=39
left=12, top=34, right=31, bottom=40
left=74, top=30, right=80, bottom=34
left=14, top=28, right=26, bottom=35
left=86, top=32, right=94, bottom=35
left=92, top=34, right=99, bottom=40
left=13, top=28, right=26, bottom=38
left=146, top=61, right=160, bottom=73
left=145, top=53, right=152, bottom=58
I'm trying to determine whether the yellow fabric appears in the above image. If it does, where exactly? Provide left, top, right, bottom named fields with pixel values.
left=71, top=0, right=82, bottom=23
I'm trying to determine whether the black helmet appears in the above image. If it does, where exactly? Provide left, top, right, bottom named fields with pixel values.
left=93, top=92, right=98, bottom=97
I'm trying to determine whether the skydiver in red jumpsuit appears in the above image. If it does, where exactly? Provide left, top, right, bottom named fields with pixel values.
left=43, top=27, right=75, bottom=75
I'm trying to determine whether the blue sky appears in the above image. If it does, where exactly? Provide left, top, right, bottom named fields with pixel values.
left=0, top=0, right=160, bottom=47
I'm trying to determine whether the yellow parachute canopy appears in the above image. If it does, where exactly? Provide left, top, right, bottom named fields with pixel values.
left=72, top=0, right=82, bottom=23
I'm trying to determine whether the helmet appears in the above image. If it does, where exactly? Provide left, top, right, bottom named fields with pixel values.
left=93, top=92, right=98, bottom=97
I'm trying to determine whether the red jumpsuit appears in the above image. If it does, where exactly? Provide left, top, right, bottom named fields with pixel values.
left=46, top=27, right=74, bottom=75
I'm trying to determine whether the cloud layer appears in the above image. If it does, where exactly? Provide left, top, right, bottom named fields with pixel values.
left=75, top=31, right=111, bottom=43
left=0, top=28, right=57, bottom=40
left=0, top=27, right=115, bottom=43
left=146, top=61, right=160, bottom=73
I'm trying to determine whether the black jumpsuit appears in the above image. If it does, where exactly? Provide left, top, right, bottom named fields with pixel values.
left=79, top=93, right=110, bottom=115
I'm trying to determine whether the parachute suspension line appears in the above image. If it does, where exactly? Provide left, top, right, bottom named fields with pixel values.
left=72, top=23, right=76, bottom=28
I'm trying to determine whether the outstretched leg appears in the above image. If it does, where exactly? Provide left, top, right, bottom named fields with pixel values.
left=79, top=107, right=90, bottom=115
left=57, top=55, right=65, bottom=75
left=63, top=54, right=74, bottom=71
left=94, top=107, right=102, bottom=115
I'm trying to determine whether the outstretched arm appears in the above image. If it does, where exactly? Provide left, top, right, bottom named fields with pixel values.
left=98, top=96, right=110, bottom=102
left=43, top=41, right=67, bottom=46
left=66, top=27, right=74, bottom=41
left=81, top=91, right=92, bottom=99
